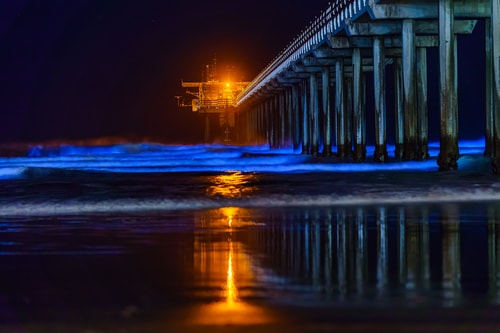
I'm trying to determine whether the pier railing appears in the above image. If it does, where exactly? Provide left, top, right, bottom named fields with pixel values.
left=236, top=0, right=369, bottom=106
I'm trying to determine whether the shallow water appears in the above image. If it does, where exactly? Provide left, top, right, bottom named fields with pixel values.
left=1, top=141, right=500, bottom=331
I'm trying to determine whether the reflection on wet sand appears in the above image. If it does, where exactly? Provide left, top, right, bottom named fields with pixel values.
left=189, top=207, right=274, bottom=325
left=489, top=206, right=500, bottom=304
left=170, top=202, right=500, bottom=328
left=2, top=203, right=500, bottom=331
left=242, top=204, right=500, bottom=308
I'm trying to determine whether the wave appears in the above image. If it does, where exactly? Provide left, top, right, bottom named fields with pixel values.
left=0, top=185, right=499, bottom=216
left=0, top=139, right=489, bottom=180
left=0, top=167, right=26, bottom=180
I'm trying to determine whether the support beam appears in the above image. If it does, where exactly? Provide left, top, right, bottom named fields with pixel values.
left=417, top=47, right=429, bottom=160
left=328, top=35, right=439, bottom=50
left=438, top=0, right=459, bottom=171
left=310, top=73, right=320, bottom=155
left=353, top=48, right=366, bottom=162
left=403, top=19, right=418, bottom=160
left=369, top=1, right=490, bottom=19
left=346, top=19, right=478, bottom=36
left=492, top=0, right=500, bottom=173
left=322, top=67, right=332, bottom=156
left=336, top=59, right=348, bottom=159
left=373, top=36, right=388, bottom=162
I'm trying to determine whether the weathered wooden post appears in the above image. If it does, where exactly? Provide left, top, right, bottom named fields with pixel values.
left=292, top=84, right=301, bottom=150
left=272, top=94, right=279, bottom=148
left=266, top=98, right=273, bottom=147
left=302, top=80, right=310, bottom=154
left=310, top=73, right=320, bottom=155
left=345, top=76, right=353, bottom=157
left=279, top=92, right=286, bottom=148
left=438, top=0, right=459, bottom=171
left=322, top=66, right=332, bottom=156
left=394, top=58, right=405, bottom=160
left=403, top=19, right=418, bottom=161
left=492, top=0, right=500, bottom=173
left=417, top=47, right=429, bottom=160
left=353, top=48, right=366, bottom=162
left=374, top=36, right=388, bottom=162
left=336, top=59, right=347, bottom=158
left=486, top=18, right=494, bottom=157
left=286, top=88, right=293, bottom=147
left=261, top=102, right=266, bottom=142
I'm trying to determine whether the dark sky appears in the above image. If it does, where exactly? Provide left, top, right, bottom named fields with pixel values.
left=0, top=0, right=487, bottom=144
left=0, top=0, right=328, bottom=143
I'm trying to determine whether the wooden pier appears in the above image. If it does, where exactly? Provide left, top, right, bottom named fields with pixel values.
left=235, top=0, right=500, bottom=172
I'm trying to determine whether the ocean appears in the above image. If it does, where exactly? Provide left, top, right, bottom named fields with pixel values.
left=1, top=139, right=500, bottom=332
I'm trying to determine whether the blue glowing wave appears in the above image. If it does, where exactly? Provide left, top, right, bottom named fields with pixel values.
left=0, top=138, right=497, bottom=216
left=0, top=139, right=487, bottom=180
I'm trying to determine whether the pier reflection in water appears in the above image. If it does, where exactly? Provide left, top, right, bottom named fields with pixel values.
left=190, top=204, right=500, bottom=313
left=2, top=204, right=500, bottom=330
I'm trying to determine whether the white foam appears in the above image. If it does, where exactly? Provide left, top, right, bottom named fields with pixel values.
left=0, top=185, right=499, bottom=216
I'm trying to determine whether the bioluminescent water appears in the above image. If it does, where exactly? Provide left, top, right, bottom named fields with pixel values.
left=1, top=139, right=500, bottom=331
left=0, top=139, right=496, bottom=216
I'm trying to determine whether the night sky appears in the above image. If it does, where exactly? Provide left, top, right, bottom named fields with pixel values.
left=0, top=0, right=487, bottom=144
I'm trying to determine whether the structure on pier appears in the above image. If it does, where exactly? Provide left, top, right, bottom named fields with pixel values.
left=234, top=0, right=500, bottom=172
left=179, top=57, right=250, bottom=142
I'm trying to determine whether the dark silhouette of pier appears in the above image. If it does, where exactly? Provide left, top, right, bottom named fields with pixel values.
left=235, top=0, right=500, bottom=172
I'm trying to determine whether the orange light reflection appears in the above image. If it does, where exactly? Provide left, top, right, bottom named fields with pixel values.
left=206, top=171, right=258, bottom=198
left=190, top=207, right=273, bottom=325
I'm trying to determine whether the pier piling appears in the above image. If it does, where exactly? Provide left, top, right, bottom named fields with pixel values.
left=336, top=59, right=348, bottom=159
left=233, top=0, right=498, bottom=172
left=438, top=0, right=459, bottom=171
left=373, top=36, right=388, bottom=162
left=492, top=0, right=500, bottom=173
